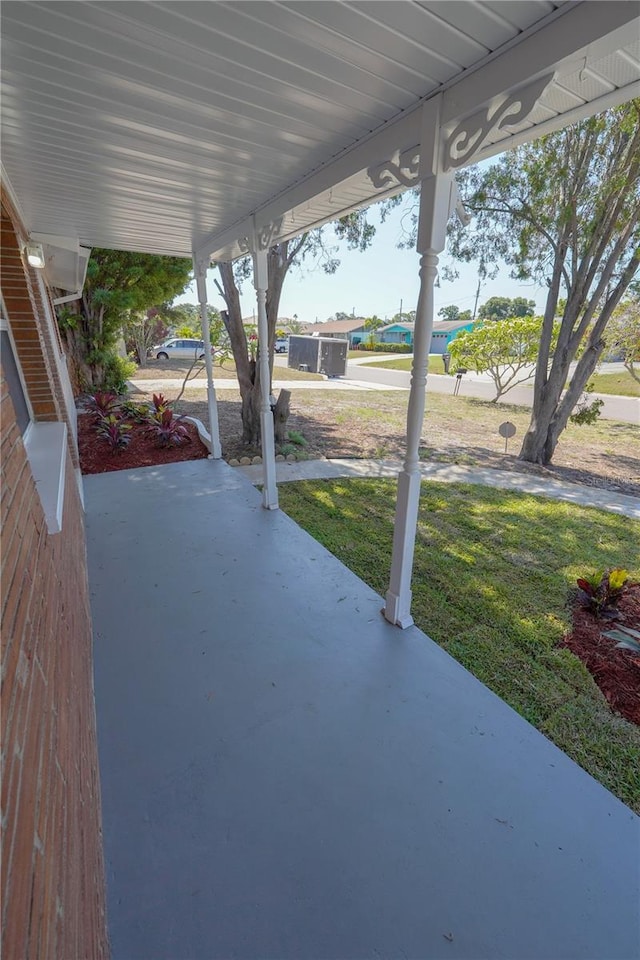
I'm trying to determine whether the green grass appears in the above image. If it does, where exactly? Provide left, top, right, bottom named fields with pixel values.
left=364, top=355, right=454, bottom=375
left=588, top=371, right=640, bottom=397
left=278, top=479, right=640, bottom=811
left=133, top=358, right=323, bottom=381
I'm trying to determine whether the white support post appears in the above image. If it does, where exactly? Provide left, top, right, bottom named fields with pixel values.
left=384, top=169, right=455, bottom=628
left=193, top=257, right=222, bottom=459
left=252, top=246, right=278, bottom=510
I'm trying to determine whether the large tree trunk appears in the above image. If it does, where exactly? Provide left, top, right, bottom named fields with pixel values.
left=519, top=213, right=639, bottom=465
left=57, top=295, right=108, bottom=391
left=273, top=389, right=291, bottom=443
left=218, top=238, right=303, bottom=447
left=519, top=337, right=606, bottom=464
left=218, top=261, right=259, bottom=443
left=519, top=355, right=572, bottom=464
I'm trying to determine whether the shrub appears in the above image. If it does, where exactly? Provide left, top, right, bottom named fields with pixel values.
left=603, top=625, right=640, bottom=654
left=103, top=354, right=137, bottom=394
left=576, top=568, right=629, bottom=615
left=287, top=429, right=307, bottom=447
left=151, top=393, right=172, bottom=413
left=96, top=414, right=132, bottom=451
left=118, top=399, right=153, bottom=423
left=569, top=381, right=604, bottom=426
left=367, top=342, right=412, bottom=353
left=85, top=391, right=121, bottom=419
left=146, top=408, right=188, bottom=447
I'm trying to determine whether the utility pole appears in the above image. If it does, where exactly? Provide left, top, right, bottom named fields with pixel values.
left=399, top=298, right=403, bottom=323
left=472, top=278, right=481, bottom=321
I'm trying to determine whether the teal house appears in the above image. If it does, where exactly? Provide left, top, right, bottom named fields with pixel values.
left=378, top=319, right=474, bottom=353
left=378, top=322, right=414, bottom=345
left=428, top=319, right=475, bottom=354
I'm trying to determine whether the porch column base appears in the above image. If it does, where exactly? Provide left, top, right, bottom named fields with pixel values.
left=383, top=590, right=414, bottom=629
left=383, top=469, right=422, bottom=628
left=206, top=384, right=222, bottom=460
left=260, top=409, right=279, bottom=510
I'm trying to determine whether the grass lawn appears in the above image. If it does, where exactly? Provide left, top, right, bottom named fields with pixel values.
left=363, top=355, right=453, bottom=375
left=132, top=358, right=323, bottom=381
left=278, top=479, right=640, bottom=812
left=175, top=386, right=639, bottom=491
left=588, top=371, right=640, bottom=397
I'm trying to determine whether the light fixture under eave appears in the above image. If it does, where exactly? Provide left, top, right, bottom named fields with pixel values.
left=25, top=241, right=45, bottom=268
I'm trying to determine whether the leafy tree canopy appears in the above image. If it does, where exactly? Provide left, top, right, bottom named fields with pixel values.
left=477, top=296, right=535, bottom=320
left=438, top=304, right=472, bottom=322
left=58, top=249, right=192, bottom=389
left=364, top=315, right=384, bottom=330
left=604, top=291, right=640, bottom=382
left=449, top=315, right=558, bottom=400
left=447, top=99, right=640, bottom=463
left=390, top=309, right=416, bottom=325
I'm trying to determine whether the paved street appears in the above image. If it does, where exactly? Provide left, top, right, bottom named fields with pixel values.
left=341, top=357, right=639, bottom=425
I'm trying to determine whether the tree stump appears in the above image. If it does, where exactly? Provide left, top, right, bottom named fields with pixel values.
left=273, top=388, right=291, bottom=443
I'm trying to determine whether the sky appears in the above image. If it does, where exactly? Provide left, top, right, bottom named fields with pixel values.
left=176, top=197, right=548, bottom=325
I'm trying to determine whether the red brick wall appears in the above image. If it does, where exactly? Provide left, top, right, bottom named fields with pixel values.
left=1, top=378, right=109, bottom=959
left=1, top=195, right=109, bottom=957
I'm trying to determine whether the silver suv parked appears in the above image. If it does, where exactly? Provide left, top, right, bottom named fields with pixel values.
left=153, top=338, right=210, bottom=360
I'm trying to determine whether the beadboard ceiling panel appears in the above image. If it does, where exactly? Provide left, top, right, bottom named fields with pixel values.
left=1, top=1, right=638, bottom=259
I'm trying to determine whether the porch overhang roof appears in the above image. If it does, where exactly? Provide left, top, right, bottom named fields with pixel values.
left=2, top=1, right=638, bottom=264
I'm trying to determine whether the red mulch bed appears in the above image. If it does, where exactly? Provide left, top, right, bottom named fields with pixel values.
left=78, top=412, right=209, bottom=475
left=561, top=583, right=640, bottom=726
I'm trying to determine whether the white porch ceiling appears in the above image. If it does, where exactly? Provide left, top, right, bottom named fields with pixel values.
left=1, top=1, right=639, bottom=262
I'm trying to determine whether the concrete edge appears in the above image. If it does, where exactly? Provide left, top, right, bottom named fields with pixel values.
left=236, top=457, right=640, bottom=518
left=183, top=415, right=212, bottom=453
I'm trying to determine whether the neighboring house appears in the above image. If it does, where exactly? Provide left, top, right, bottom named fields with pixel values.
left=429, top=319, right=476, bottom=354
left=377, top=319, right=474, bottom=352
left=303, top=318, right=367, bottom=346
left=378, top=322, right=415, bottom=345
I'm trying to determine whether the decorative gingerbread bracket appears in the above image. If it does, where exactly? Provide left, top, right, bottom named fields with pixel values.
left=443, top=73, right=553, bottom=170
left=366, top=74, right=553, bottom=190
left=367, top=146, right=420, bottom=190
left=237, top=217, right=284, bottom=255
left=257, top=218, right=284, bottom=251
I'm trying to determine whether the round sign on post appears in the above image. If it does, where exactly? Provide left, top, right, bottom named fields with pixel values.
left=498, top=421, right=517, bottom=453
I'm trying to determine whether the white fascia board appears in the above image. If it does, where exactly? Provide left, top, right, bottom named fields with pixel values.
left=198, top=113, right=419, bottom=262
left=440, top=2, right=639, bottom=127
left=473, top=80, right=640, bottom=166
left=194, top=216, right=253, bottom=264
left=240, top=111, right=419, bottom=249
left=202, top=0, right=638, bottom=263
left=31, top=234, right=79, bottom=253
left=272, top=181, right=408, bottom=247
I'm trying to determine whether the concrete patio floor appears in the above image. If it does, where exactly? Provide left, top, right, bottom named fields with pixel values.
left=85, top=459, right=639, bottom=960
